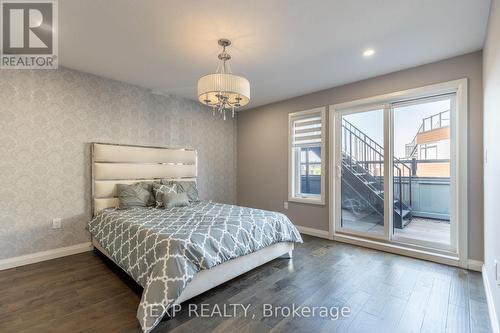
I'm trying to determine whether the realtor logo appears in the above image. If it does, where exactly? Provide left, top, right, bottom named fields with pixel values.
left=1, top=0, right=58, bottom=68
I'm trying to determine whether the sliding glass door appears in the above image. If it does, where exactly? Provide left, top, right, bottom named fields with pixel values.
left=391, top=96, right=455, bottom=250
left=334, top=94, right=458, bottom=253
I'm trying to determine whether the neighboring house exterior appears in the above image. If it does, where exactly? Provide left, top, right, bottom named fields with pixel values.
left=405, top=110, right=450, bottom=178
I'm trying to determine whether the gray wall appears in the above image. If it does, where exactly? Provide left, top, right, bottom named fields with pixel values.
left=0, top=68, right=237, bottom=260
left=237, top=51, right=483, bottom=261
left=483, top=0, right=500, bottom=327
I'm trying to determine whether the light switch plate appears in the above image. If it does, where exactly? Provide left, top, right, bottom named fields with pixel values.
left=284, top=202, right=288, bottom=209
left=495, top=260, right=499, bottom=285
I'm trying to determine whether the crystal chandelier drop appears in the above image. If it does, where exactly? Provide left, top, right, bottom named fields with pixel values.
left=197, top=39, right=250, bottom=120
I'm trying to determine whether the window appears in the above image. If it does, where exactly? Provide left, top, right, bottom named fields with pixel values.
left=420, top=143, right=438, bottom=159
left=300, top=146, right=322, bottom=194
left=288, top=107, right=325, bottom=204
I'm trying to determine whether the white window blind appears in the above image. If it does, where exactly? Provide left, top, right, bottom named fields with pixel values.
left=291, top=114, right=323, bottom=147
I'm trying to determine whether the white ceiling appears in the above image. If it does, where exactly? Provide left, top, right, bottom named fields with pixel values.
left=59, top=0, right=491, bottom=109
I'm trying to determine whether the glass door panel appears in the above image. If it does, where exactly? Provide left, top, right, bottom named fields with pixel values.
left=391, top=97, right=453, bottom=250
left=340, top=109, right=385, bottom=236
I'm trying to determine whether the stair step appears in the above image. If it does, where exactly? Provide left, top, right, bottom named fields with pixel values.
left=395, top=209, right=411, bottom=218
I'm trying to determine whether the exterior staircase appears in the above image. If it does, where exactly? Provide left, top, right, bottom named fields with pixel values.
left=341, top=119, right=413, bottom=229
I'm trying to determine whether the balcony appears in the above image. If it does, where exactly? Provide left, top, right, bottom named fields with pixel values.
left=341, top=210, right=450, bottom=245
left=297, top=166, right=451, bottom=246
left=338, top=159, right=451, bottom=246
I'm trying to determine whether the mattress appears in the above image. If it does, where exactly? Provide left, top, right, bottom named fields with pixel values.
left=88, top=201, right=302, bottom=332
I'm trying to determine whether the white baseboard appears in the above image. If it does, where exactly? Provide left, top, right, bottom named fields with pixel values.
left=296, top=225, right=331, bottom=239
left=0, top=242, right=93, bottom=271
left=468, top=259, right=484, bottom=272
left=483, top=265, right=500, bottom=333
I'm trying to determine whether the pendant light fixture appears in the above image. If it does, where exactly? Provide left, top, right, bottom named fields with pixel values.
left=197, top=39, right=250, bottom=120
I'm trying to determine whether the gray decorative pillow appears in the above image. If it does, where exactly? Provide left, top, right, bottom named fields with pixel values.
left=163, top=192, right=190, bottom=209
left=116, top=182, right=155, bottom=208
left=174, top=181, right=199, bottom=202
left=152, top=183, right=177, bottom=208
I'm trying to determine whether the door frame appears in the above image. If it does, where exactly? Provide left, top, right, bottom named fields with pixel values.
left=332, top=105, right=391, bottom=241
left=328, top=78, right=468, bottom=268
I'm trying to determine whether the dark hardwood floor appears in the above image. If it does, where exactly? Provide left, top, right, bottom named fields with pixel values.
left=0, top=236, right=492, bottom=333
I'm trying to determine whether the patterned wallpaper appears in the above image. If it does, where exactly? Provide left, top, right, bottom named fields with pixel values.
left=0, top=68, right=237, bottom=259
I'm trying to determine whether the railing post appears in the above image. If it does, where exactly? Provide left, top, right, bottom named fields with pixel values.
left=409, top=171, right=412, bottom=206
left=364, top=144, right=367, bottom=170
left=349, top=131, right=352, bottom=168
left=399, top=168, right=403, bottom=219
left=379, top=154, right=382, bottom=188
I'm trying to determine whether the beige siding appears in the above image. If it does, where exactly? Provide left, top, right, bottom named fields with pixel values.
left=416, top=162, right=450, bottom=178
left=416, top=127, right=450, bottom=145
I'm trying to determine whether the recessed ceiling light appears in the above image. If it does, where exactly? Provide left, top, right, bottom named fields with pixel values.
left=363, top=49, right=375, bottom=57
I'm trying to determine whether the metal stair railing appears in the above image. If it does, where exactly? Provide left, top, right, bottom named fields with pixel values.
left=342, top=119, right=412, bottom=218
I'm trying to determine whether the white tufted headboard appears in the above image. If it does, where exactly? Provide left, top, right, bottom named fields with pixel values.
left=91, top=142, right=197, bottom=216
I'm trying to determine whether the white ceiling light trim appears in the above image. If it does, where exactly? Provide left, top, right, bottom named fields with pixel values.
left=363, top=48, right=375, bottom=57
left=197, top=39, right=250, bottom=120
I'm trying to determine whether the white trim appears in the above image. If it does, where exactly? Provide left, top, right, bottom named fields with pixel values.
left=333, top=233, right=460, bottom=266
left=0, top=242, right=93, bottom=271
left=384, top=104, right=392, bottom=240
left=391, top=234, right=454, bottom=252
left=288, top=197, right=325, bottom=205
left=288, top=107, right=326, bottom=205
left=328, top=78, right=468, bottom=267
left=328, top=107, right=335, bottom=239
left=455, top=80, right=468, bottom=268
left=467, top=259, right=484, bottom=272
left=331, top=79, right=467, bottom=111
left=296, top=225, right=331, bottom=239
left=332, top=106, right=388, bottom=242
left=483, top=265, right=500, bottom=333
left=331, top=108, right=341, bottom=236
left=389, top=94, right=456, bottom=253
left=327, top=232, right=482, bottom=272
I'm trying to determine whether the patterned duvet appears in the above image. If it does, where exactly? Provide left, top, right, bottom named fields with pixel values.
left=88, top=201, right=302, bottom=332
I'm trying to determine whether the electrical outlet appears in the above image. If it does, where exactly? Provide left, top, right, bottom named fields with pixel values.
left=284, top=202, right=288, bottom=209
left=52, top=218, right=62, bottom=229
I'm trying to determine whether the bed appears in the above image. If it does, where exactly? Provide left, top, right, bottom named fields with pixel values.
left=88, top=143, right=302, bottom=332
